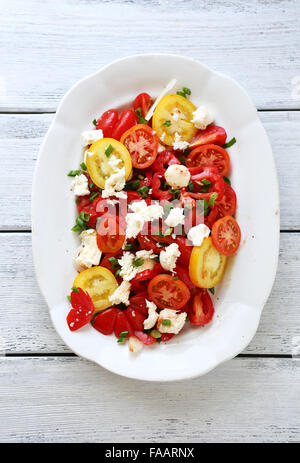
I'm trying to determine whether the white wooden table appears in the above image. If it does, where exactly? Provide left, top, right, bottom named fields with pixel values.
left=1, top=0, right=300, bottom=443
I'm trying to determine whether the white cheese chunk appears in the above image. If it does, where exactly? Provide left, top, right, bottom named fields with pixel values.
left=70, top=174, right=90, bottom=196
left=81, top=129, right=103, bottom=147
left=74, top=229, right=101, bottom=269
left=109, top=281, right=131, bottom=306
left=165, top=207, right=185, bottom=227
left=144, top=300, right=159, bottom=330
left=118, top=250, right=158, bottom=281
left=126, top=201, right=164, bottom=239
left=128, top=336, right=143, bottom=353
left=159, top=243, right=181, bottom=272
left=158, top=309, right=186, bottom=335
left=187, top=224, right=210, bottom=247
left=165, top=164, right=191, bottom=189
left=145, top=78, right=177, bottom=121
left=172, top=132, right=189, bottom=151
left=102, top=167, right=126, bottom=198
left=191, top=106, right=214, bottom=130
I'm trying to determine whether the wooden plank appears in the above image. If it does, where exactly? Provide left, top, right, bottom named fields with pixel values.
left=1, top=0, right=300, bottom=111
left=0, top=232, right=299, bottom=355
left=0, top=356, right=299, bottom=442
left=0, top=111, right=299, bottom=231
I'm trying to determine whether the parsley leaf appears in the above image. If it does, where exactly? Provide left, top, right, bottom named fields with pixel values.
left=105, top=144, right=114, bottom=157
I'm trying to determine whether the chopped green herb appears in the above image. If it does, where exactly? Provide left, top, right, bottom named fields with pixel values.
left=202, top=179, right=212, bottom=186
left=71, top=286, right=80, bottom=294
left=163, top=120, right=172, bottom=127
left=163, top=202, right=174, bottom=216
left=183, top=148, right=190, bottom=156
left=164, top=227, right=173, bottom=236
left=172, top=276, right=179, bottom=280
left=150, top=329, right=162, bottom=339
left=105, top=144, right=114, bottom=157
left=203, top=199, right=210, bottom=216
left=162, top=319, right=171, bottom=326
left=169, top=188, right=180, bottom=200
left=67, top=170, right=81, bottom=177
left=133, top=258, right=144, bottom=267
left=177, top=87, right=191, bottom=98
left=89, top=192, right=99, bottom=203
left=222, top=137, right=236, bottom=149
left=117, top=331, right=129, bottom=343
left=209, top=192, right=218, bottom=208
left=125, top=179, right=140, bottom=191
left=67, top=295, right=71, bottom=302
left=119, top=303, right=127, bottom=311
left=188, top=180, right=194, bottom=192
left=92, top=119, right=97, bottom=127
left=209, top=287, right=215, bottom=295
left=137, top=186, right=149, bottom=198
left=108, top=256, right=120, bottom=269
left=80, top=162, right=87, bottom=171
left=164, top=181, right=170, bottom=189
left=124, top=243, right=133, bottom=251
left=185, top=314, right=189, bottom=323
left=137, top=174, right=144, bottom=180
left=223, top=176, right=231, bottom=185
left=115, top=269, right=121, bottom=277
left=156, top=337, right=162, bottom=343
left=135, top=107, right=148, bottom=124
left=72, top=211, right=90, bottom=232
left=178, top=156, right=186, bottom=165
left=89, top=182, right=95, bottom=189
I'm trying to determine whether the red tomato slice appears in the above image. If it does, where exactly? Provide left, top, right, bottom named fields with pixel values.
left=173, top=264, right=194, bottom=290
left=190, top=125, right=227, bottom=148
left=137, top=234, right=165, bottom=254
left=125, top=307, right=146, bottom=331
left=134, top=330, right=157, bottom=345
left=128, top=292, right=149, bottom=316
left=96, top=216, right=125, bottom=253
left=211, top=215, right=241, bottom=256
left=186, top=144, right=230, bottom=176
left=152, top=150, right=180, bottom=173
left=96, top=109, right=119, bottom=137
left=175, top=236, right=193, bottom=267
left=100, top=253, right=122, bottom=283
left=133, top=93, right=152, bottom=117
left=111, top=109, right=137, bottom=141
left=148, top=274, right=190, bottom=310
left=188, top=289, right=215, bottom=325
left=67, top=288, right=95, bottom=331
left=114, top=311, right=134, bottom=339
left=216, top=182, right=237, bottom=218
left=91, top=307, right=118, bottom=335
left=120, top=124, right=158, bottom=169
left=160, top=333, right=175, bottom=342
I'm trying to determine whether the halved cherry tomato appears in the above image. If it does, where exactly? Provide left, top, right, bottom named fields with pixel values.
left=128, top=292, right=149, bottom=316
left=211, top=216, right=241, bottom=256
left=120, top=124, right=158, bottom=169
left=173, top=264, right=194, bottom=290
left=130, top=262, right=164, bottom=284
left=67, top=288, right=95, bottom=331
left=152, top=150, right=180, bottom=173
left=148, top=274, right=190, bottom=310
left=152, top=94, right=197, bottom=146
left=133, top=93, right=152, bottom=117
left=188, top=289, right=214, bottom=325
left=100, top=253, right=122, bottom=282
left=96, top=109, right=119, bottom=137
left=96, top=216, right=125, bottom=253
left=160, top=333, right=175, bottom=342
left=190, top=125, right=227, bottom=148
left=186, top=144, right=230, bottom=177
left=125, top=307, right=146, bottom=331
left=73, top=266, right=118, bottom=313
left=134, top=330, right=157, bottom=345
left=188, top=167, right=225, bottom=202
left=137, top=234, right=164, bottom=254
left=114, top=311, right=134, bottom=339
left=152, top=172, right=173, bottom=200
left=175, top=236, right=193, bottom=267
left=91, top=307, right=118, bottom=335
left=189, top=237, right=227, bottom=289
left=216, top=182, right=237, bottom=218
left=111, top=109, right=137, bottom=141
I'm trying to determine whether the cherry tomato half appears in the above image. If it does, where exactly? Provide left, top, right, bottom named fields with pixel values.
left=186, top=144, right=230, bottom=177
left=96, top=216, right=125, bottom=253
left=148, top=274, right=191, bottom=310
left=190, top=125, right=227, bottom=148
left=96, top=109, right=119, bottom=137
left=216, top=182, right=237, bottom=219
left=188, top=289, right=215, bottom=325
left=120, top=124, right=158, bottom=169
left=114, top=311, right=134, bottom=339
left=111, top=109, right=137, bottom=141
left=133, top=92, right=152, bottom=117
left=67, top=288, right=95, bottom=331
left=91, top=307, right=118, bottom=335
left=211, top=215, right=241, bottom=256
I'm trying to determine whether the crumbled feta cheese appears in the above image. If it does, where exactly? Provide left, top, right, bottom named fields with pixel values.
left=118, top=250, right=157, bottom=281
left=187, top=224, right=210, bottom=246
left=165, top=164, right=191, bottom=189
left=107, top=154, right=122, bottom=170
left=109, top=281, right=131, bottom=306
left=172, top=132, right=189, bottom=151
left=125, top=213, right=145, bottom=239
left=165, top=207, right=185, bottom=227
left=191, top=106, right=214, bottom=130
left=102, top=167, right=126, bottom=198
left=160, top=131, right=166, bottom=142
left=157, top=309, right=186, bottom=335
left=159, top=243, right=181, bottom=272
left=126, top=201, right=164, bottom=239
left=106, top=199, right=119, bottom=206
left=128, top=336, right=143, bottom=353
left=70, top=174, right=90, bottom=196
left=157, top=143, right=166, bottom=153
left=144, top=300, right=159, bottom=330
left=74, top=229, right=101, bottom=269
left=145, top=78, right=177, bottom=121
left=81, top=129, right=103, bottom=147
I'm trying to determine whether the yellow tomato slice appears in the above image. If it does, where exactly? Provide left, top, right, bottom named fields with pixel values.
left=152, top=94, right=197, bottom=146
left=189, top=237, right=227, bottom=288
left=73, top=266, right=118, bottom=313
left=86, top=138, right=132, bottom=189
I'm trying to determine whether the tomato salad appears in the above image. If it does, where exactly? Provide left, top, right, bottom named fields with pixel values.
left=67, top=81, right=241, bottom=353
